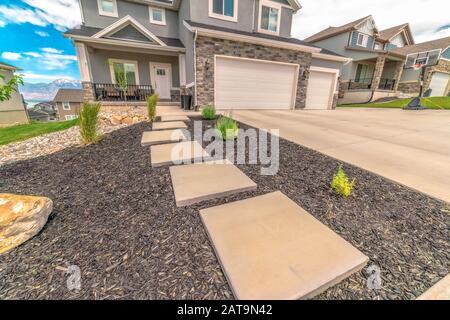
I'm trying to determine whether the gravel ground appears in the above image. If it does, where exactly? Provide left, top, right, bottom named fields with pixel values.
left=0, top=119, right=448, bottom=300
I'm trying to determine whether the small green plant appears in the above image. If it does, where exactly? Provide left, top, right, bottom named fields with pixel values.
left=78, top=101, right=101, bottom=145
left=215, top=116, right=239, bottom=140
left=202, top=105, right=216, bottom=120
left=147, top=93, right=159, bottom=122
left=331, top=166, right=356, bottom=198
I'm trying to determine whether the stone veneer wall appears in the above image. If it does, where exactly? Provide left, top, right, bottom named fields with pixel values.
left=195, top=36, right=312, bottom=109
left=170, top=89, right=181, bottom=102
left=398, top=81, right=420, bottom=94
left=82, top=82, right=95, bottom=101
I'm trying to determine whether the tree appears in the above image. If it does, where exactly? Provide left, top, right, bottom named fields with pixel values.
left=116, top=70, right=129, bottom=107
left=0, top=71, right=24, bottom=102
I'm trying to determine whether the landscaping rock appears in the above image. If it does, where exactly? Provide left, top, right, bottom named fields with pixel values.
left=110, top=115, right=123, bottom=125
left=0, top=194, right=53, bottom=254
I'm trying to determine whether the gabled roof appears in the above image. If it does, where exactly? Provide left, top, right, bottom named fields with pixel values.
left=305, top=15, right=373, bottom=43
left=378, top=23, right=414, bottom=45
left=0, top=60, right=19, bottom=71
left=65, top=25, right=184, bottom=48
left=53, top=89, right=84, bottom=103
left=389, top=36, right=450, bottom=57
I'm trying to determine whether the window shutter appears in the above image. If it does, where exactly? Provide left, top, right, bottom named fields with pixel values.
left=351, top=32, right=358, bottom=47
left=367, top=36, right=374, bottom=49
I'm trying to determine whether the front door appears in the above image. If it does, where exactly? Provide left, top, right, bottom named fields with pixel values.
left=150, top=63, right=171, bottom=99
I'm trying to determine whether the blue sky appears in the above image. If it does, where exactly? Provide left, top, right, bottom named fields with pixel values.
left=0, top=0, right=449, bottom=84
left=0, top=0, right=81, bottom=83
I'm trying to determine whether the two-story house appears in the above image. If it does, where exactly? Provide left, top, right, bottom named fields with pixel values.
left=65, top=0, right=350, bottom=110
left=305, top=15, right=450, bottom=103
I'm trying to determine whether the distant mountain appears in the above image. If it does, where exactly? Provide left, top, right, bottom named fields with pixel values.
left=20, top=79, right=82, bottom=101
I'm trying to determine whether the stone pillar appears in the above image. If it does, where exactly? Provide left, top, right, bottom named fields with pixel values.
left=372, top=54, right=386, bottom=91
left=423, top=67, right=435, bottom=92
left=392, top=60, right=405, bottom=91
left=82, top=82, right=95, bottom=102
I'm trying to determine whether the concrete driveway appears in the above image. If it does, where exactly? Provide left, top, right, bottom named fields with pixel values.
left=232, top=108, right=450, bottom=203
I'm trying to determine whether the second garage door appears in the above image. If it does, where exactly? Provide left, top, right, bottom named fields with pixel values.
left=305, top=69, right=337, bottom=110
left=215, top=56, right=298, bottom=110
left=429, top=72, right=450, bottom=97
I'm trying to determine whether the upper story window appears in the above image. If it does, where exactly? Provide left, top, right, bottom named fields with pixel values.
left=209, top=0, right=238, bottom=22
left=374, top=42, right=383, bottom=50
left=258, top=0, right=281, bottom=35
left=149, top=7, right=166, bottom=25
left=356, top=33, right=369, bottom=47
left=62, top=102, right=71, bottom=110
left=97, top=0, right=118, bottom=17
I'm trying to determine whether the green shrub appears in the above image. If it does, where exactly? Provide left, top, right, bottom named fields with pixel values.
left=331, top=166, right=356, bottom=197
left=78, top=101, right=101, bottom=145
left=202, top=105, right=216, bottom=120
left=147, top=93, right=159, bottom=122
left=215, top=117, right=239, bottom=140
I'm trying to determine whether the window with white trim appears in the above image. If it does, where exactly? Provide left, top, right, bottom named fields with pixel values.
left=109, top=59, right=140, bottom=85
left=258, top=0, right=281, bottom=35
left=149, top=7, right=166, bottom=25
left=62, top=102, right=71, bottom=110
left=97, top=0, right=118, bottom=17
left=65, top=115, right=78, bottom=120
left=357, top=33, right=369, bottom=47
left=209, top=0, right=237, bottom=22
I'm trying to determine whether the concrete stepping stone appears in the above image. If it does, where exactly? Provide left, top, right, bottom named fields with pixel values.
left=417, top=274, right=450, bottom=300
left=141, top=129, right=187, bottom=147
left=200, top=191, right=369, bottom=300
left=153, top=121, right=187, bottom=131
left=160, top=115, right=190, bottom=122
left=169, top=162, right=256, bottom=207
left=151, top=141, right=208, bottom=168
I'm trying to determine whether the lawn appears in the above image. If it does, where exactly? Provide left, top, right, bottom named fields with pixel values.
left=340, top=97, right=450, bottom=110
left=0, top=119, right=78, bottom=146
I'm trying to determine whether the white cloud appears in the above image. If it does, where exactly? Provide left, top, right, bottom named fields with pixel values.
left=1, top=52, right=22, bottom=61
left=24, top=52, right=43, bottom=58
left=21, top=72, right=76, bottom=82
left=42, top=48, right=63, bottom=54
left=0, top=0, right=81, bottom=30
left=0, top=20, right=5, bottom=28
left=35, top=30, right=49, bottom=37
left=293, top=0, right=450, bottom=43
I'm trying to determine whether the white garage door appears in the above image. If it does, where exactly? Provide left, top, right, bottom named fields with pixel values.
left=215, top=56, right=298, bottom=109
left=305, top=70, right=336, bottom=110
left=429, top=72, right=450, bottom=97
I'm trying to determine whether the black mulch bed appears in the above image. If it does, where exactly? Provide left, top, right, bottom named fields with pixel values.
left=0, top=118, right=449, bottom=300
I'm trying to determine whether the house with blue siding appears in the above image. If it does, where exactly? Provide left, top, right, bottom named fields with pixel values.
left=305, top=15, right=450, bottom=102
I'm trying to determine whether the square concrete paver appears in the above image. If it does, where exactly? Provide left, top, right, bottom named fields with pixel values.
left=160, top=115, right=190, bottom=122
left=141, top=130, right=187, bottom=147
left=151, top=141, right=208, bottom=168
left=153, top=121, right=188, bottom=131
left=200, top=191, right=369, bottom=300
left=417, top=274, right=450, bottom=300
left=169, top=163, right=257, bottom=207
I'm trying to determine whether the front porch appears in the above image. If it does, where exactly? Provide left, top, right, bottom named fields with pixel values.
left=339, top=53, right=406, bottom=103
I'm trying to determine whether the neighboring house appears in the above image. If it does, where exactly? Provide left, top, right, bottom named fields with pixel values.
left=27, top=109, right=52, bottom=122
left=53, top=89, right=84, bottom=120
left=0, top=61, right=29, bottom=127
left=305, top=15, right=450, bottom=102
left=65, top=0, right=350, bottom=110
left=33, top=102, right=58, bottom=121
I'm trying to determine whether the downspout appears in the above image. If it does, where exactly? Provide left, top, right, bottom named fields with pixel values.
left=252, top=0, right=256, bottom=32
left=193, top=29, right=198, bottom=108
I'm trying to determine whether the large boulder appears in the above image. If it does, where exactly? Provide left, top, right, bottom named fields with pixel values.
left=0, top=194, right=53, bottom=254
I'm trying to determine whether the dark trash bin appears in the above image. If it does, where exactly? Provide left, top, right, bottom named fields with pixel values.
left=182, top=95, right=192, bottom=110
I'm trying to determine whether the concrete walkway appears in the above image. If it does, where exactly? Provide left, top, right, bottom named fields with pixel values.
left=232, top=108, right=450, bottom=203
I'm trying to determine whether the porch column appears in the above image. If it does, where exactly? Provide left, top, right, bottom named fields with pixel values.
left=372, top=54, right=386, bottom=91
left=75, top=42, right=94, bottom=101
left=392, top=59, right=406, bottom=91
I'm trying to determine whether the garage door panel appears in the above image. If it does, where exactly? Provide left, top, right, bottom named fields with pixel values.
left=305, top=71, right=335, bottom=110
left=429, top=72, right=450, bottom=97
left=215, top=57, right=297, bottom=110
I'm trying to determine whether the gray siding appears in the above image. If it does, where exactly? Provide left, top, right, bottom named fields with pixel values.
left=311, top=58, right=343, bottom=71
left=178, top=0, right=195, bottom=84
left=87, top=48, right=180, bottom=87
left=80, top=0, right=179, bottom=38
